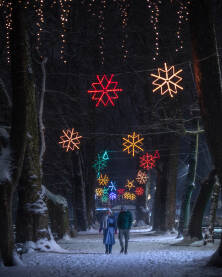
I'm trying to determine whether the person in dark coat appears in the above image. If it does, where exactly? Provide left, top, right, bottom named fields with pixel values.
left=117, top=206, right=133, bottom=254
left=99, top=209, right=117, bottom=254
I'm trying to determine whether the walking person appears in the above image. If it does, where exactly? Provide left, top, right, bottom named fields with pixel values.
left=117, top=206, right=133, bottom=254
left=99, top=209, right=117, bottom=254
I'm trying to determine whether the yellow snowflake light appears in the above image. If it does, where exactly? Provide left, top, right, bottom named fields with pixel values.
left=95, top=188, right=104, bottom=197
left=150, top=62, right=183, bottom=98
left=59, top=128, right=82, bottom=152
left=97, top=174, right=109, bottom=186
left=123, top=192, right=131, bottom=200
left=130, top=193, right=136, bottom=201
left=122, top=132, right=144, bottom=157
left=125, top=179, right=135, bottom=191
left=136, top=170, right=149, bottom=185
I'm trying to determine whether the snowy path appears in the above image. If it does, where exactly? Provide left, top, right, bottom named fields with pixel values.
left=1, top=230, right=222, bottom=277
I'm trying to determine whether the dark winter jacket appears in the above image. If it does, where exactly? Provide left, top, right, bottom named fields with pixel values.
left=117, top=210, right=133, bottom=230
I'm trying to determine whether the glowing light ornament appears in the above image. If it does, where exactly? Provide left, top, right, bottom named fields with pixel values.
left=123, top=192, right=131, bottom=200
left=109, top=181, right=117, bottom=192
left=130, top=193, right=136, bottom=201
left=102, top=150, right=109, bottom=161
left=101, top=194, right=108, bottom=203
left=135, top=187, right=144, bottom=196
left=88, top=74, right=123, bottom=107
left=122, top=132, right=144, bottom=157
left=109, top=192, right=117, bottom=201
left=136, top=170, right=149, bottom=185
left=95, top=188, right=104, bottom=197
left=125, top=180, right=135, bottom=191
left=93, top=154, right=108, bottom=177
left=103, top=187, right=109, bottom=195
left=98, top=174, right=109, bottom=186
left=139, top=150, right=160, bottom=171
left=117, top=188, right=125, bottom=195
left=151, top=63, right=183, bottom=98
left=59, top=128, right=82, bottom=152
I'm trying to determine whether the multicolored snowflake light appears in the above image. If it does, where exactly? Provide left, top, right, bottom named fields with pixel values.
left=98, top=174, right=109, bottom=186
left=109, top=192, right=117, bottom=201
left=108, top=181, right=117, bottom=192
left=88, top=74, right=123, bottom=107
left=95, top=187, right=104, bottom=197
left=139, top=150, right=160, bottom=170
left=125, top=180, right=135, bottom=191
left=122, top=132, right=144, bottom=157
left=150, top=63, right=183, bottom=98
left=59, top=128, right=82, bottom=152
left=135, top=187, right=144, bottom=196
left=136, top=170, right=149, bottom=185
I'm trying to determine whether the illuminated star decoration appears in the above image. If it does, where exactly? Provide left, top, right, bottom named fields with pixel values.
left=150, top=63, right=183, bottom=98
left=140, top=150, right=160, bottom=171
left=135, top=187, right=144, bottom=196
left=95, top=188, right=104, bottom=197
left=59, top=128, right=82, bottom=152
left=136, top=170, right=149, bottom=185
left=108, top=181, right=117, bottom=192
left=88, top=74, right=123, bottom=107
left=125, top=180, right=135, bottom=191
left=98, top=174, right=109, bottom=186
left=122, top=132, right=144, bottom=157
left=109, top=192, right=117, bottom=201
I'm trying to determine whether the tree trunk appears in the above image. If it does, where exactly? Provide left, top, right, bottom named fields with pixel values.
left=190, top=0, right=222, bottom=266
left=0, top=2, right=28, bottom=266
left=188, top=170, right=216, bottom=240
left=178, top=132, right=199, bottom=237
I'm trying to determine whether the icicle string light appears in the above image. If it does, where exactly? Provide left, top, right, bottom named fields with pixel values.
left=146, top=0, right=161, bottom=61
left=175, top=0, right=190, bottom=52
left=98, top=0, right=106, bottom=65
left=33, top=0, right=44, bottom=49
left=58, top=0, right=73, bottom=64
left=119, top=0, right=130, bottom=61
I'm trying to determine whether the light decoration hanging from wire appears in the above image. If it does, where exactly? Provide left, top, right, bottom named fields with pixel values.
left=118, top=0, right=130, bottom=61
left=125, top=179, right=135, bottom=191
left=88, top=74, right=123, bottom=107
left=139, top=150, right=160, bottom=170
left=130, top=193, right=136, bottom=200
left=146, top=0, right=162, bottom=61
left=136, top=170, right=149, bottom=185
left=59, top=128, right=82, bottom=152
left=33, top=0, right=44, bottom=50
left=0, top=0, right=13, bottom=63
left=150, top=63, right=183, bottom=98
left=108, top=181, right=117, bottom=192
left=135, top=187, right=144, bottom=196
left=95, top=187, right=104, bottom=197
left=58, top=0, right=72, bottom=64
left=109, top=192, right=117, bottom=200
left=98, top=0, right=106, bottom=65
left=98, top=174, right=109, bottom=186
left=123, top=191, right=136, bottom=200
left=172, top=0, right=190, bottom=52
left=93, top=154, right=108, bottom=177
left=122, top=132, right=144, bottom=157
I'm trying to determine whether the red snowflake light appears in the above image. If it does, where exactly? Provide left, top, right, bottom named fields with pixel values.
left=59, top=128, right=82, bottom=152
left=117, top=188, right=125, bottom=195
left=88, top=74, right=123, bottom=107
left=139, top=150, right=160, bottom=170
left=135, top=187, right=144, bottom=196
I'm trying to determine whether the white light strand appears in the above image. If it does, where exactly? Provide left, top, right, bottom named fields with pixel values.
left=98, top=0, right=106, bottom=65
left=58, top=0, right=72, bottom=64
left=146, top=0, right=162, bottom=61
left=3, top=0, right=12, bottom=64
left=33, top=0, right=44, bottom=50
left=175, top=0, right=190, bottom=52
left=118, top=0, right=130, bottom=61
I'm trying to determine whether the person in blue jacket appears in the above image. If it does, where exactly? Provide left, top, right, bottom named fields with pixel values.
left=99, top=209, right=117, bottom=254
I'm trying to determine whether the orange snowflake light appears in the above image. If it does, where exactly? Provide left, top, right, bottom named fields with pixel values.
left=136, top=170, right=149, bottom=185
left=95, top=188, right=104, bottom=197
left=59, top=128, right=82, bottom=152
left=150, top=63, right=183, bottom=98
left=122, top=132, right=144, bottom=157
left=97, top=174, right=109, bottom=186
left=125, top=179, right=135, bottom=191
left=130, top=193, right=136, bottom=200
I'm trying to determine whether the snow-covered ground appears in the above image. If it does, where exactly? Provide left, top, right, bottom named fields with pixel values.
left=1, top=229, right=222, bottom=277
